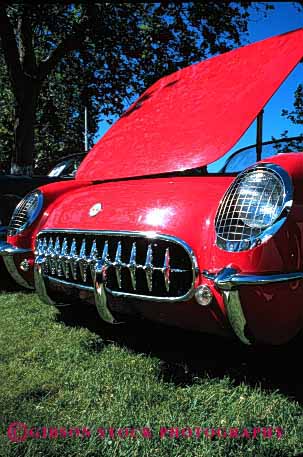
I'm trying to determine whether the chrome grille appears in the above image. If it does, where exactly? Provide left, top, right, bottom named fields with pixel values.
left=215, top=165, right=287, bottom=252
left=35, top=231, right=197, bottom=300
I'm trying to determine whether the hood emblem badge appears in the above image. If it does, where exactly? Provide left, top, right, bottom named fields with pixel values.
left=89, top=203, right=103, bottom=217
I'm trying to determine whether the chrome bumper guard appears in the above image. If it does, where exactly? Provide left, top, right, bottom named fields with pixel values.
left=0, top=241, right=33, bottom=289
left=34, top=254, right=120, bottom=323
left=204, top=267, right=303, bottom=345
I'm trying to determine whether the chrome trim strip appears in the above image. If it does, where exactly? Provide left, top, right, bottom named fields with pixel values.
left=107, top=288, right=195, bottom=302
left=204, top=266, right=303, bottom=345
left=35, top=229, right=199, bottom=303
left=218, top=271, right=303, bottom=290
left=203, top=267, right=303, bottom=291
left=42, top=274, right=198, bottom=303
left=0, top=241, right=32, bottom=256
left=43, top=274, right=94, bottom=292
left=42, top=275, right=93, bottom=291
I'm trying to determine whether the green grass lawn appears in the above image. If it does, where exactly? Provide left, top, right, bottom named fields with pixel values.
left=0, top=286, right=302, bottom=457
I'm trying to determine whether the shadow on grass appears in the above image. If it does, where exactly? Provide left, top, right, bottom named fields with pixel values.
left=56, top=302, right=303, bottom=405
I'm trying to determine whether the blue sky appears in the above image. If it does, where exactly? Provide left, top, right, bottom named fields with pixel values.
left=94, top=2, right=303, bottom=164
left=235, top=2, right=303, bottom=144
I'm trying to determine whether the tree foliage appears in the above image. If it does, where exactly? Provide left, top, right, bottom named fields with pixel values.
left=0, top=2, right=273, bottom=175
left=0, top=54, right=14, bottom=172
left=281, top=84, right=303, bottom=132
left=273, top=83, right=303, bottom=153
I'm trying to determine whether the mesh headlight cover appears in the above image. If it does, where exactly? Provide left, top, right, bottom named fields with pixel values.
left=215, top=164, right=292, bottom=251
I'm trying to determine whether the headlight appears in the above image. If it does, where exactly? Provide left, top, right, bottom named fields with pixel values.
left=8, top=190, right=44, bottom=236
left=215, top=164, right=293, bottom=251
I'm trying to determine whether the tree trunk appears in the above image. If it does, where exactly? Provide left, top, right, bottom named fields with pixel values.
left=10, top=79, right=39, bottom=176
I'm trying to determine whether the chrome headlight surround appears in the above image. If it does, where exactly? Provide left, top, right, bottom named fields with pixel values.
left=8, top=190, right=44, bottom=236
left=215, top=163, right=293, bottom=252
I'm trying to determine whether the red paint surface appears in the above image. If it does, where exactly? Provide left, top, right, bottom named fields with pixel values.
left=239, top=281, right=303, bottom=345
left=77, top=29, right=303, bottom=182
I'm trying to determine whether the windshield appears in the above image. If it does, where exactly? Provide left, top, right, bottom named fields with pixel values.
left=48, top=156, right=83, bottom=178
left=220, top=136, right=303, bottom=173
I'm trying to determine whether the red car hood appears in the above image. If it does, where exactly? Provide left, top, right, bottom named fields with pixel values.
left=76, top=29, right=303, bottom=182
left=41, top=176, right=234, bottom=255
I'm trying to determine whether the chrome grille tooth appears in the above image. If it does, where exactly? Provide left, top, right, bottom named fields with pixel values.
left=101, top=241, right=109, bottom=282
left=128, top=242, right=137, bottom=290
left=145, top=244, right=153, bottom=292
left=114, top=241, right=122, bottom=289
left=163, top=247, right=171, bottom=292
left=54, top=237, right=62, bottom=276
left=46, top=237, right=54, bottom=256
left=35, top=238, right=43, bottom=256
left=90, top=240, right=98, bottom=258
left=41, top=237, right=48, bottom=274
left=42, top=237, right=48, bottom=255
left=54, top=237, right=60, bottom=253
left=88, top=240, right=98, bottom=280
left=69, top=238, right=78, bottom=280
left=80, top=238, right=86, bottom=258
left=79, top=238, right=88, bottom=282
left=94, top=241, right=109, bottom=283
left=35, top=239, right=44, bottom=273
left=46, top=237, right=55, bottom=275
left=60, top=238, right=69, bottom=279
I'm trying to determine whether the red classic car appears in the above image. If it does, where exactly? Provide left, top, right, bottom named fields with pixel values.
left=1, top=29, right=303, bottom=345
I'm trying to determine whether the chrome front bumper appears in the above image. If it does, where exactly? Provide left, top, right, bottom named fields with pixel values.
left=3, top=235, right=302, bottom=344
left=0, top=241, right=33, bottom=289
left=204, top=267, right=303, bottom=345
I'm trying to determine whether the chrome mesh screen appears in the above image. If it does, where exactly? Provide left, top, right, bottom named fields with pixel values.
left=215, top=167, right=285, bottom=252
left=35, top=231, right=196, bottom=300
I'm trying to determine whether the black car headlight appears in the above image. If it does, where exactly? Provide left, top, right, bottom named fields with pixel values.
left=8, top=190, right=44, bottom=236
left=215, top=164, right=293, bottom=251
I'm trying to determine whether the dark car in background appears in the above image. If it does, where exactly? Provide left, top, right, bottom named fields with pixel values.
left=0, top=153, right=84, bottom=240
left=0, top=153, right=85, bottom=278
